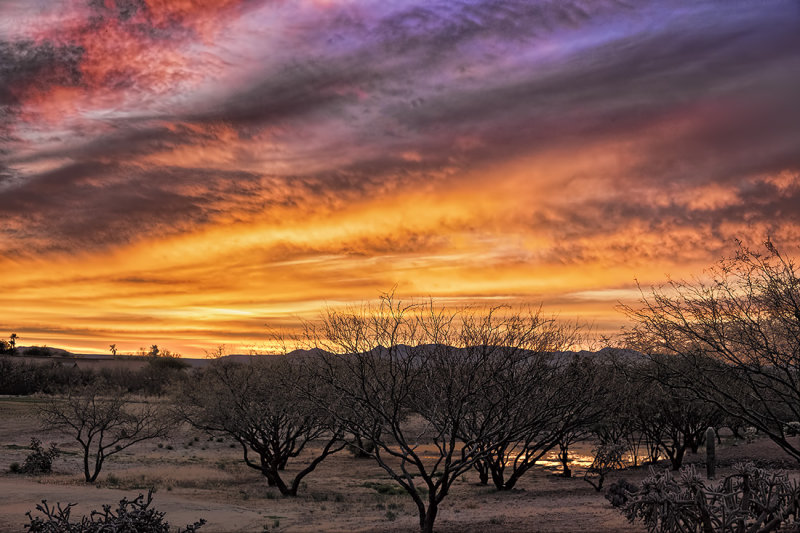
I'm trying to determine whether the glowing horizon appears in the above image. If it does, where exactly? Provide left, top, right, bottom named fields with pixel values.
left=1, top=1, right=799, bottom=355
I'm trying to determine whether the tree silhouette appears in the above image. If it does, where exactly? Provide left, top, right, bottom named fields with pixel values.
left=302, top=294, right=579, bottom=533
left=176, top=357, right=344, bottom=496
left=109, top=344, right=117, bottom=358
left=623, top=239, right=800, bottom=462
left=39, top=386, right=172, bottom=482
left=9, top=333, right=18, bottom=349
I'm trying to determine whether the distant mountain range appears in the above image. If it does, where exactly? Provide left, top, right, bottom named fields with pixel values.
left=2, top=344, right=642, bottom=369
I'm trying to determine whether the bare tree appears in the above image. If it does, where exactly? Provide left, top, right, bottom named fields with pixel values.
left=301, top=294, right=580, bottom=533
left=622, top=240, right=800, bottom=462
left=39, top=386, right=172, bottom=482
left=203, top=344, right=227, bottom=359
left=605, top=355, right=722, bottom=470
left=108, top=344, right=117, bottom=358
left=457, top=310, right=583, bottom=487
left=592, top=360, right=656, bottom=465
left=175, top=357, right=345, bottom=497
left=467, top=349, right=606, bottom=490
left=633, top=377, right=721, bottom=470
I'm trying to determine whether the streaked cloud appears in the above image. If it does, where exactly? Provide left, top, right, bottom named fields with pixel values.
left=1, top=0, right=799, bottom=353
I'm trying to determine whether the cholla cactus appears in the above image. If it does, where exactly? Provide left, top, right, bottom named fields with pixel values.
left=621, top=462, right=800, bottom=533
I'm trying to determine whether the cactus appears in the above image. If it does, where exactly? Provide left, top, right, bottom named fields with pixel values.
left=620, top=463, right=800, bottom=533
left=706, top=427, right=716, bottom=480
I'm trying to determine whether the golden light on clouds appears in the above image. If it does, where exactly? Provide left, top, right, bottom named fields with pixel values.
left=1, top=0, right=799, bottom=354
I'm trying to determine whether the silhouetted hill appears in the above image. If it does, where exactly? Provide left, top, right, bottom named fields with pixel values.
left=2, top=344, right=645, bottom=369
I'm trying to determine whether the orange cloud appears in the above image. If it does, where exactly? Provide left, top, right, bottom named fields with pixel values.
left=2, top=0, right=800, bottom=355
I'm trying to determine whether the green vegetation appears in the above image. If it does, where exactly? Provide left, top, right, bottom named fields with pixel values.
left=363, top=482, right=410, bottom=496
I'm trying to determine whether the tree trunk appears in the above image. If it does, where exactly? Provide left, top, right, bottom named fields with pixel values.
left=669, top=446, right=686, bottom=470
left=559, top=443, right=572, bottom=478
left=419, top=501, right=438, bottom=533
left=85, top=449, right=102, bottom=482
left=489, top=462, right=509, bottom=490
left=496, top=463, right=531, bottom=491
left=264, top=469, right=294, bottom=496
left=83, top=449, right=92, bottom=482
left=474, top=460, right=489, bottom=485
left=595, top=473, right=605, bottom=491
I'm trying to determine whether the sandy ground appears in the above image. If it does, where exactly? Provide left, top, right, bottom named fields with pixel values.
left=0, top=395, right=795, bottom=533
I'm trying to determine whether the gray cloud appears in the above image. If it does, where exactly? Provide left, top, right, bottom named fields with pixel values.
left=1, top=0, right=799, bottom=257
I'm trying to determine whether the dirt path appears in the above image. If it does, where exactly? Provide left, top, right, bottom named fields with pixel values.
left=0, top=473, right=646, bottom=532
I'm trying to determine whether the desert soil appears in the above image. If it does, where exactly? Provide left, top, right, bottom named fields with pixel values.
left=0, top=396, right=794, bottom=533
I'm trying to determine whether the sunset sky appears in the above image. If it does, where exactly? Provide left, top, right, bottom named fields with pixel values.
left=1, top=0, right=799, bottom=355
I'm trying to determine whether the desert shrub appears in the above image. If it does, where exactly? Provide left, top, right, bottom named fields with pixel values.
left=0, top=356, right=189, bottom=396
left=25, top=489, right=205, bottom=532
left=148, top=354, right=189, bottom=371
left=584, top=443, right=626, bottom=491
left=19, top=438, right=59, bottom=474
left=621, top=462, right=800, bottom=533
left=364, top=482, right=417, bottom=496
left=23, top=346, right=52, bottom=356
left=784, top=421, right=800, bottom=437
left=0, top=358, right=93, bottom=395
left=606, top=479, right=638, bottom=508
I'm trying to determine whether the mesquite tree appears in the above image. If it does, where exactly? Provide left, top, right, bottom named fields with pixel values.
left=467, top=351, right=606, bottom=490
left=592, top=359, right=660, bottom=466
left=39, top=386, right=171, bottom=482
left=301, top=295, right=571, bottom=533
left=633, top=372, right=721, bottom=470
left=176, top=357, right=344, bottom=496
left=604, top=354, right=722, bottom=470
left=623, top=240, right=800, bottom=462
